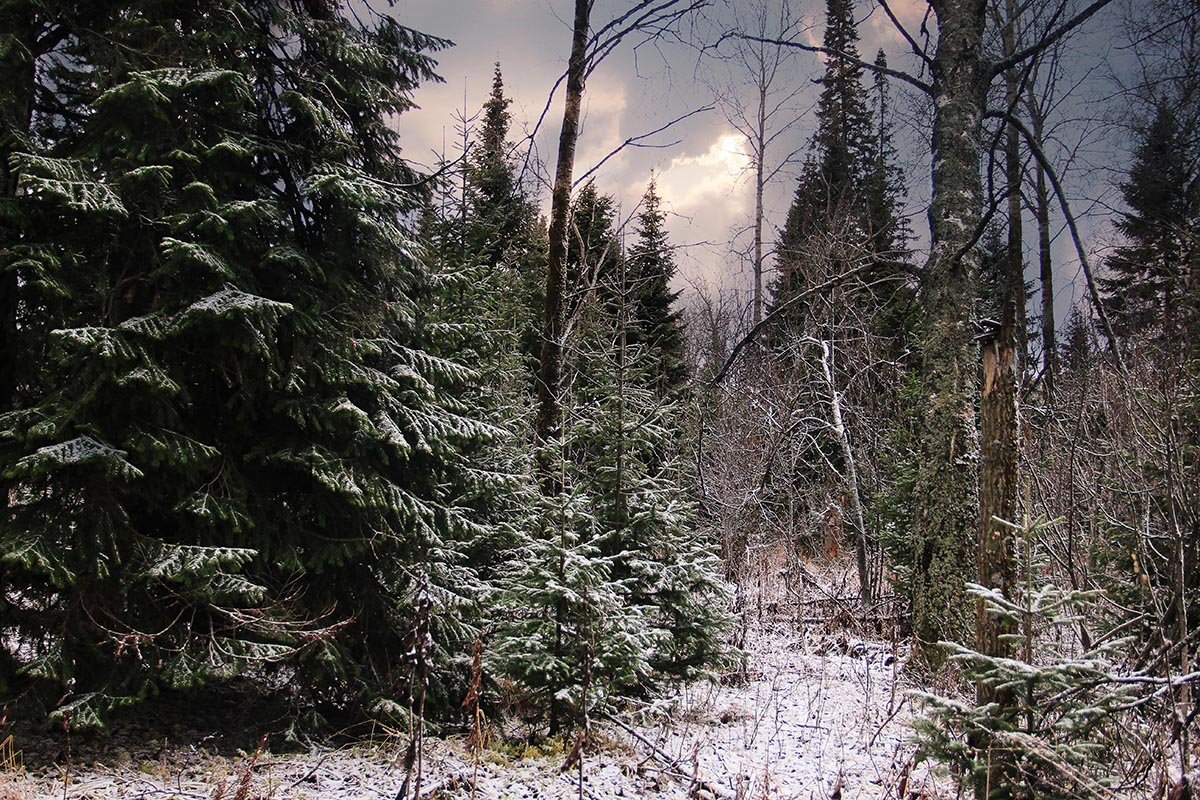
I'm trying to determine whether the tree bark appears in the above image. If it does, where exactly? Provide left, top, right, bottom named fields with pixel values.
left=910, top=0, right=988, bottom=659
left=974, top=7, right=1023, bottom=794
left=753, top=83, right=766, bottom=327
left=1004, top=24, right=1026, bottom=370
left=975, top=330, right=1020, bottom=799
left=534, top=0, right=590, bottom=491
left=1030, top=96, right=1056, bottom=401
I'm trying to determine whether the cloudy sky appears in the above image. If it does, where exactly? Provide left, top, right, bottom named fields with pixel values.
left=388, top=0, right=1134, bottom=323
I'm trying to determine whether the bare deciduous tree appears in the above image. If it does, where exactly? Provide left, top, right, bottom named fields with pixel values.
left=706, top=0, right=808, bottom=326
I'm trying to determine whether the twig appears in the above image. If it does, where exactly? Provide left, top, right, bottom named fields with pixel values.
left=285, top=752, right=330, bottom=791
left=601, top=712, right=691, bottom=774
left=600, top=713, right=729, bottom=798
left=573, top=104, right=714, bottom=188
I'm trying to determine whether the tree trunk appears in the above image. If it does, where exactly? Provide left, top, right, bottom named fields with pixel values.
left=753, top=84, right=766, bottom=328
left=535, top=0, right=590, bottom=738
left=535, top=0, right=590, bottom=491
left=1031, top=98, right=1056, bottom=402
left=973, top=8, right=1023, bottom=795
left=975, top=330, right=1020, bottom=798
left=1004, top=33, right=1026, bottom=371
left=911, top=0, right=988, bottom=659
left=818, top=340, right=873, bottom=614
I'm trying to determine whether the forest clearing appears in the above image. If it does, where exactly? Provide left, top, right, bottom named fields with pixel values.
left=1, top=0, right=1197, bottom=797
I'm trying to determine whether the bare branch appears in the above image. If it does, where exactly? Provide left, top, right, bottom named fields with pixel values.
left=989, top=0, right=1117, bottom=78
left=876, top=0, right=934, bottom=68
left=709, top=261, right=902, bottom=385
left=573, top=104, right=714, bottom=188
left=984, top=110, right=1127, bottom=376
left=736, top=34, right=932, bottom=95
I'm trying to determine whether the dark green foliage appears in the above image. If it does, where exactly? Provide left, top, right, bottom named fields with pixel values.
left=1058, top=309, right=1095, bottom=375
left=864, top=52, right=911, bottom=270
left=868, top=368, right=922, bottom=577
left=417, top=101, right=728, bottom=735
left=801, top=0, right=875, bottom=208
left=762, top=0, right=917, bottom=613
left=0, top=1, right=492, bottom=728
left=773, top=0, right=874, bottom=288
left=487, top=182, right=728, bottom=732
left=1101, top=102, right=1199, bottom=342
left=490, top=488, right=654, bottom=731
left=568, top=317, right=729, bottom=682
left=464, top=65, right=546, bottom=365
left=566, top=181, right=622, bottom=322
left=0, top=1, right=729, bottom=740
left=915, top=520, right=1135, bottom=800
left=493, top=315, right=729, bottom=731
left=770, top=2, right=912, bottom=345
left=626, top=180, right=688, bottom=399
left=1097, top=100, right=1200, bottom=657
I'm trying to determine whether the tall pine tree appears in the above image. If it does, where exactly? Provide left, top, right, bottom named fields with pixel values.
left=465, top=64, right=546, bottom=365
left=1101, top=101, right=1199, bottom=342
left=625, top=179, right=687, bottom=399
left=770, top=0, right=910, bottom=339
left=0, top=2, right=490, bottom=728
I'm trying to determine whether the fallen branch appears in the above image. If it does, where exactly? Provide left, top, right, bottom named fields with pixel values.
left=600, top=712, right=729, bottom=798
left=285, top=752, right=330, bottom=791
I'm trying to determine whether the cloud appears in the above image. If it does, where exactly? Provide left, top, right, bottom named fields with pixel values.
left=866, top=0, right=927, bottom=46
left=615, top=131, right=757, bottom=289
left=574, top=79, right=630, bottom=180
left=653, top=132, right=754, bottom=214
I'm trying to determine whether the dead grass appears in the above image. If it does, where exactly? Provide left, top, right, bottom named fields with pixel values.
left=0, top=773, right=28, bottom=800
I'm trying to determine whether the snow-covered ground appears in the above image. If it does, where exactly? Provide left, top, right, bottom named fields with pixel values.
left=7, top=620, right=950, bottom=800
left=625, top=623, right=948, bottom=799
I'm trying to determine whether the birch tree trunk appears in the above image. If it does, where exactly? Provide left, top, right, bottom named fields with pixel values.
left=753, top=90, right=766, bottom=328
left=910, top=0, right=988, bottom=658
left=817, top=340, right=874, bottom=614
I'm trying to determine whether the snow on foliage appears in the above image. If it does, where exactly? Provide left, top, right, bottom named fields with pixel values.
left=13, top=435, right=143, bottom=480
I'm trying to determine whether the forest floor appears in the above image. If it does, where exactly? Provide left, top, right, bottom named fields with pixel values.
left=3, top=563, right=952, bottom=799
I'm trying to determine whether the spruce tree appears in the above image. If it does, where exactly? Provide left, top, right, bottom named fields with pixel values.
left=464, top=65, right=546, bottom=364
left=566, top=181, right=622, bottom=320
left=770, top=0, right=896, bottom=333
left=573, top=329, right=728, bottom=681
left=863, top=49, right=915, bottom=341
left=864, top=51, right=910, bottom=266
left=1100, top=102, right=1199, bottom=341
left=0, top=2, right=488, bottom=727
left=1058, top=308, right=1094, bottom=376
left=1098, top=100, right=1200, bottom=684
left=804, top=0, right=875, bottom=208
left=625, top=179, right=687, bottom=398
left=915, top=519, right=1137, bottom=800
left=492, top=182, right=729, bottom=732
left=491, top=487, right=653, bottom=735
left=468, top=64, right=520, bottom=273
